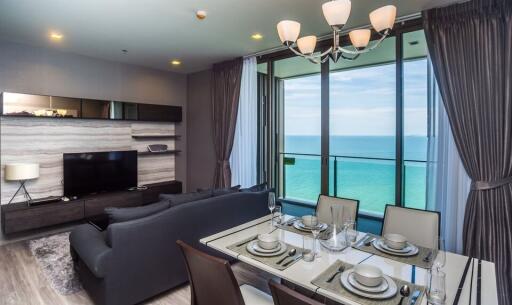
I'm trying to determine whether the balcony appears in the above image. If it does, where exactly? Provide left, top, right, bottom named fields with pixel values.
left=279, top=152, right=427, bottom=218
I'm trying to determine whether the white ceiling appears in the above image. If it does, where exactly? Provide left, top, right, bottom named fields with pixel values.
left=0, top=0, right=460, bottom=74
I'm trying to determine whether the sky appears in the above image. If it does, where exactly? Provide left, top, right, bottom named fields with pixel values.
left=284, top=59, right=429, bottom=136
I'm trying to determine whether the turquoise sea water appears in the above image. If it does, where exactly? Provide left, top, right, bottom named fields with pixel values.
left=282, top=135, right=428, bottom=216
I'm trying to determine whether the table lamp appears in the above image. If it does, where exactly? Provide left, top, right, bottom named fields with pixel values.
left=4, top=163, right=40, bottom=205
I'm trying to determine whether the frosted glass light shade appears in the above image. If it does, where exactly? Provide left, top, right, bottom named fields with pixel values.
left=369, top=5, right=397, bottom=32
left=277, top=20, right=301, bottom=43
left=349, top=29, right=371, bottom=48
left=5, top=163, right=39, bottom=181
left=297, top=36, right=317, bottom=54
left=322, top=0, right=351, bottom=27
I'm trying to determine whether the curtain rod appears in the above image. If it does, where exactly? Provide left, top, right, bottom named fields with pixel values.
left=243, top=12, right=422, bottom=59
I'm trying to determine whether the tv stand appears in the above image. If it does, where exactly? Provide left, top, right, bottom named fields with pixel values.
left=1, top=180, right=182, bottom=235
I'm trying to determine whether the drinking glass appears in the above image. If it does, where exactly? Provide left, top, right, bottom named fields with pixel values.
left=310, top=211, right=321, bottom=258
left=433, top=237, right=446, bottom=270
left=274, top=206, right=283, bottom=224
left=344, top=220, right=357, bottom=246
left=268, top=192, right=276, bottom=226
left=302, top=235, right=315, bottom=262
left=426, top=269, right=446, bottom=305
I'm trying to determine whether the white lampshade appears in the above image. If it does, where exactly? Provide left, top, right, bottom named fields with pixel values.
left=277, top=20, right=301, bottom=43
left=4, top=163, right=39, bottom=181
left=369, top=5, right=397, bottom=32
left=322, top=0, right=352, bottom=27
left=297, top=36, right=317, bottom=54
left=349, top=29, right=371, bottom=48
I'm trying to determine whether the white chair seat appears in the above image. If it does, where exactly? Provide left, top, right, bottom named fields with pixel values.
left=240, top=284, right=274, bottom=305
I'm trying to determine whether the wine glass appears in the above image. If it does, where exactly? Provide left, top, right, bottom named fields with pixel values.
left=268, top=192, right=276, bottom=227
left=433, top=237, right=446, bottom=270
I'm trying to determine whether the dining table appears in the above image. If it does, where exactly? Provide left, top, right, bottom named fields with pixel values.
left=200, top=214, right=498, bottom=305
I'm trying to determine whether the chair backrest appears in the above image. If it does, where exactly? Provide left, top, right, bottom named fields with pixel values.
left=176, top=240, right=245, bottom=305
left=381, top=205, right=440, bottom=249
left=315, top=195, right=359, bottom=225
left=269, top=280, right=323, bottom=305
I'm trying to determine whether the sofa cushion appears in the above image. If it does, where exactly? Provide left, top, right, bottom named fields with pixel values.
left=240, top=183, right=268, bottom=192
left=159, top=191, right=212, bottom=207
left=105, top=200, right=170, bottom=224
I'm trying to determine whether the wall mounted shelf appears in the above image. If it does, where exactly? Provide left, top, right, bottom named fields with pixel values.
left=1, top=92, right=182, bottom=123
left=131, top=134, right=181, bottom=139
left=138, top=150, right=181, bottom=156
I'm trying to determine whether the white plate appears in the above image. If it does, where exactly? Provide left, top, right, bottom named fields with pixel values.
left=373, top=239, right=419, bottom=257
left=340, top=269, right=397, bottom=299
left=246, top=240, right=288, bottom=257
left=252, top=242, right=282, bottom=253
left=347, top=272, right=389, bottom=293
left=293, top=221, right=328, bottom=232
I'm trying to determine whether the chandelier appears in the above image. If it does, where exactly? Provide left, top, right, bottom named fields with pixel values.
left=276, top=0, right=397, bottom=64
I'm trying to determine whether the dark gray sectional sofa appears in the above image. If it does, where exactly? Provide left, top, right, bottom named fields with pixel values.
left=69, top=190, right=270, bottom=305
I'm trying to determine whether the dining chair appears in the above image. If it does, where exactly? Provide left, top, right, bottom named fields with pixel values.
left=381, top=204, right=440, bottom=248
left=176, top=240, right=273, bottom=305
left=269, top=280, right=323, bottom=305
left=315, top=194, right=359, bottom=226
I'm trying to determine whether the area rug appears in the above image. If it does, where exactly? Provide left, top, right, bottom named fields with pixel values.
left=27, top=232, right=82, bottom=295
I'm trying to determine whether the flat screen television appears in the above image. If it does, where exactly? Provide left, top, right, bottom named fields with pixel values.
left=63, top=150, right=137, bottom=197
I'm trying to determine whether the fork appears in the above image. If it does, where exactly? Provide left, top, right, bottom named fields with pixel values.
left=326, top=265, right=345, bottom=283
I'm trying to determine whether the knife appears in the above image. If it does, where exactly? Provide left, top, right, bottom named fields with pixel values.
left=285, top=217, right=298, bottom=226
left=283, top=254, right=303, bottom=267
left=423, top=250, right=433, bottom=262
left=408, top=290, right=421, bottom=305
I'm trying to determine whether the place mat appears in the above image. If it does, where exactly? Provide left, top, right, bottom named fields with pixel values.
left=312, top=260, right=426, bottom=305
left=353, top=234, right=436, bottom=269
left=227, top=235, right=305, bottom=271
left=276, top=218, right=340, bottom=240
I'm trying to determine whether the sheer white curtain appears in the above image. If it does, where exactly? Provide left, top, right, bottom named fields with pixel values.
left=426, top=60, right=471, bottom=253
left=230, top=57, right=257, bottom=187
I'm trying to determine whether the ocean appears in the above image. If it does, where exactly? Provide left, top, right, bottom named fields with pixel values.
left=282, top=135, right=428, bottom=216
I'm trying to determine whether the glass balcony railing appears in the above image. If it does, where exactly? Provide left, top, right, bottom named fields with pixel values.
left=279, top=152, right=427, bottom=217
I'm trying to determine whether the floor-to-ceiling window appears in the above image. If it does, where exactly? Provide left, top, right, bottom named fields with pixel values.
left=260, top=21, right=430, bottom=218
left=329, top=37, right=396, bottom=216
left=402, top=30, right=429, bottom=210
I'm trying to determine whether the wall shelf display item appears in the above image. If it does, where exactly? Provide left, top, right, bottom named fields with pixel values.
left=138, top=150, right=181, bottom=156
left=1, top=92, right=182, bottom=123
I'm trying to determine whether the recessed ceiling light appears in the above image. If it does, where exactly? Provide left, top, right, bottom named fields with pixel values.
left=251, top=33, right=263, bottom=40
left=49, top=32, right=63, bottom=41
left=170, top=60, right=181, bottom=66
left=196, top=10, right=207, bottom=20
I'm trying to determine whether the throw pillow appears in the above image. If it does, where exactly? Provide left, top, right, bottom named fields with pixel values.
left=105, top=199, right=171, bottom=224
left=240, top=182, right=268, bottom=192
left=159, top=191, right=212, bottom=207
left=197, top=185, right=241, bottom=197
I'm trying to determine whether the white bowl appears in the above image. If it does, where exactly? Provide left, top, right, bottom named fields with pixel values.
left=301, top=215, right=319, bottom=227
left=383, top=233, right=408, bottom=250
left=353, top=264, right=383, bottom=287
left=257, top=234, right=279, bottom=250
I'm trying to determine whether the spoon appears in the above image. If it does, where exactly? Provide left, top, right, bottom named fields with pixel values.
left=398, top=285, right=410, bottom=305
left=277, top=249, right=296, bottom=265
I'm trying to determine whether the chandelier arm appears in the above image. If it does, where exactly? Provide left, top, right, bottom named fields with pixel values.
left=337, top=32, right=389, bottom=55
left=340, top=53, right=361, bottom=61
left=319, top=46, right=334, bottom=57
left=308, top=58, right=322, bottom=65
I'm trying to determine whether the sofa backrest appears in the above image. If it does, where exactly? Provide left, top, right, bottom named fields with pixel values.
left=103, top=190, right=269, bottom=305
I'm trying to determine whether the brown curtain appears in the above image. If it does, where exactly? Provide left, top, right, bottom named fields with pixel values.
left=211, top=58, right=243, bottom=188
left=423, top=1, right=512, bottom=304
